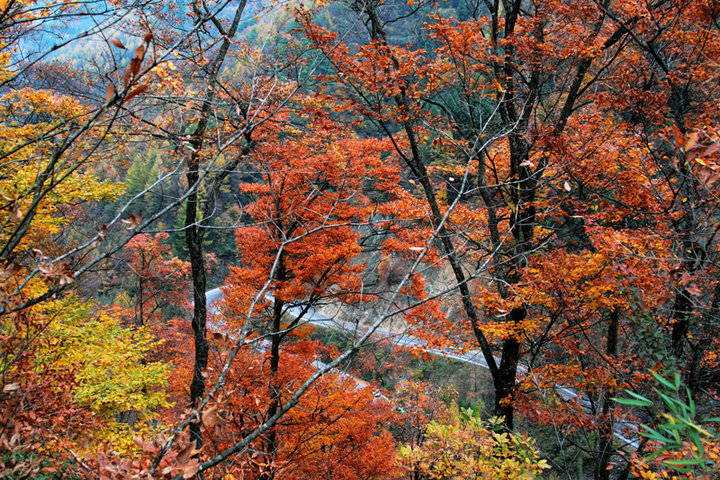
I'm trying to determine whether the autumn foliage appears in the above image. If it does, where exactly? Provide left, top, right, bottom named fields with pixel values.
left=2, top=0, right=720, bottom=479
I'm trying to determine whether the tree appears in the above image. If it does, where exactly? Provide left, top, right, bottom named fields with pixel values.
left=0, top=0, right=250, bottom=475
left=0, top=293, right=171, bottom=476
left=298, top=1, right=720, bottom=477
left=218, top=100, right=403, bottom=477
left=124, top=232, right=191, bottom=327
left=198, top=337, right=400, bottom=480
left=298, top=0, right=632, bottom=432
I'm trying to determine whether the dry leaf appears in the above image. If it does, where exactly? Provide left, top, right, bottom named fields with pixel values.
left=105, top=83, right=116, bottom=104
left=121, top=212, right=143, bottom=230
left=183, top=463, right=201, bottom=479
left=686, top=285, right=702, bottom=296
left=124, top=84, right=149, bottom=103
left=129, top=57, right=141, bottom=78
left=3, top=383, right=20, bottom=393
left=135, top=44, right=146, bottom=62
left=563, top=181, right=572, bottom=192
left=121, top=66, right=132, bottom=88
left=176, top=441, right=196, bottom=467
left=109, top=37, right=126, bottom=49
left=202, top=406, right=219, bottom=428
left=98, top=224, right=108, bottom=241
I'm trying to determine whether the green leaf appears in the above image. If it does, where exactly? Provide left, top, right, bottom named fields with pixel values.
left=686, top=387, right=696, bottom=416
left=650, top=370, right=679, bottom=391
left=614, top=390, right=652, bottom=407
left=640, top=425, right=673, bottom=445
left=658, top=392, right=685, bottom=413
left=665, top=457, right=705, bottom=470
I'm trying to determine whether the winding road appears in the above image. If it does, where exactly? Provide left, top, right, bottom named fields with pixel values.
left=205, top=286, right=639, bottom=447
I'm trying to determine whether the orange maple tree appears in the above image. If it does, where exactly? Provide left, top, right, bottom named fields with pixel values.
left=214, top=99, right=404, bottom=478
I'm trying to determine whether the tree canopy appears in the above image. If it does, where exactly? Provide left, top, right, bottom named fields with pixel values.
left=1, top=1, right=719, bottom=479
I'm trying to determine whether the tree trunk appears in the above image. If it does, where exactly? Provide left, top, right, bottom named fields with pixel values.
left=186, top=165, right=208, bottom=447
left=595, top=308, right=619, bottom=480
left=259, top=295, right=283, bottom=480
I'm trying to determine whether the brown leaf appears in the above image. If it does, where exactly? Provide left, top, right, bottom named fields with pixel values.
left=121, top=66, right=132, bottom=88
left=202, top=406, right=219, bottom=428
left=183, top=462, right=201, bottom=479
left=176, top=440, right=196, bottom=467
left=680, top=271, right=693, bottom=287
left=702, top=143, right=720, bottom=157
left=109, top=37, right=126, bottom=49
left=686, top=285, right=702, bottom=296
left=105, top=83, right=116, bottom=105
left=135, top=44, right=146, bottom=62
left=3, top=383, right=20, bottom=393
left=98, top=224, right=108, bottom=241
left=4, top=262, right=21, bottom=276
left=129, top=57, right=141, bottom=78
left=59, top=263, right=74, bottom=285
left=124, top=84, right=149, bottom=104
left=144, top=31, right=153, bottom=44
left=685, top=145, right=704, bottom=161
left=121, top=213, right=140, bottom=230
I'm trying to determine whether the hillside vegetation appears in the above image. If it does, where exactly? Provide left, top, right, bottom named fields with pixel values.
left=2, top=1, right=720, bottom=479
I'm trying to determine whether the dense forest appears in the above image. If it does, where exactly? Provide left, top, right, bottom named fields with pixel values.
left=2, top=0, right=720, bottom=478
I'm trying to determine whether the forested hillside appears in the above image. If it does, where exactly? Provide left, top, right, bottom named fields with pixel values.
left=2, top=0, right=719, bottom=479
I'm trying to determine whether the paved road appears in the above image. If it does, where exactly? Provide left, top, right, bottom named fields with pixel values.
left=205, top=286, right=638, bottom=446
